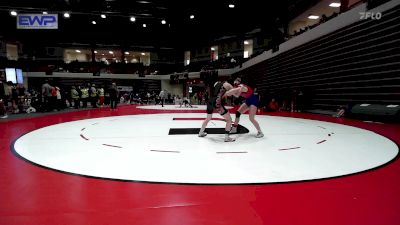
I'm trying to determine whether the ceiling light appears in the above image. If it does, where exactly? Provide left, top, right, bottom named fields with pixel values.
left=109, top=51, right=113, bottom=54
left=308, top=15, right=319, bottom=19
left=141, top=52, right=145, bottom=55
left=94, top=51, right=98, bottom=53
left=75, top=50, right=81, bottom=53
left=137, top=1, right=151, bottom=3
left=244, top=41, right=249, bottom=45
left=190, top=15, right=194, bottom=19
left=161, top=19, right=166, bottom=24
left=130, top=16, right=136, bottom=22
left=43, top=11, right=48, bottom=15
left=101, top=14, right=106, bottom=19
left=10, top=10, right=17, bottom=16
left=92, top=21, right=97, bottom=25
left=143, top=24, right=146, bottom=27
left=229, top=4, right=235, bottom=8
left=125, top=52, right=129, bottom=55
left=211, top=47, right=215, bottom=51
left=63, top=12, right=70, bottom=18
left=329, top=2, right=341, bottom=7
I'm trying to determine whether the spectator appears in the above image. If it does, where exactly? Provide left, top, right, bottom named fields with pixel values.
left=0, top=98, right=7, bottom=118
left=319, top=14, right=328, bottom=24
left=4, top=81, right=12, bottom=111
left=230, top=57, right=237, bottom=66
left=50, top=84, right=58, bottom=111
left=340, top=0, right=349, bottom=13
left=146, top=92, right=151, bottom=104
left=90, top=84, right=98, bottom=108
left=268, top=98, right=280, bottom=112
left=42, top=80, right=52, bottom=111
left=159, top=89, right=166, bottom=107
left=71, top=86, right=80, bottom=109
left=41, top=80, right=52, bottom=112
left=109, top=82, right=119, bottom=109
left=17, top=84, right=26, bottom=113
left=11, top=83, right=19, bottom=113
left=0, top=80, right=6, bottom=118
left=80, top=86, right=89, bottom=108
left=98, top=86, right=105, bottom=107
left=55, top=86, right=62, bottom=111
left=334, top=105, right=349, bottom=118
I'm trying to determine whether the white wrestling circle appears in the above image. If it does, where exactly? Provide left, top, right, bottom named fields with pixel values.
left=13, top=113, right=398, bottom=184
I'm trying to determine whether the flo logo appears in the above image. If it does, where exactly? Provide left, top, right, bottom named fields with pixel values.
left=359, top=12, right=382, bottom=20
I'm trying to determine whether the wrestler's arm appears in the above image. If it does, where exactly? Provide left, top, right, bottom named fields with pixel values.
left=239, top=85, right=248, bottom=93
left=224, top=87, right=241, bottom=97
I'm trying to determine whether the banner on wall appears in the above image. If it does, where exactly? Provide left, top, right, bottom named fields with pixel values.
left=17, top=14, right=58, bottom=29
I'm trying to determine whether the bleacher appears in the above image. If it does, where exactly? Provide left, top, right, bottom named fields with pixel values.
left=234, top=2, right=400, bottom=111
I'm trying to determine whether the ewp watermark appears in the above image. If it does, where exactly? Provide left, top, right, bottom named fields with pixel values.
left=359, top=12, right=382, bottom=20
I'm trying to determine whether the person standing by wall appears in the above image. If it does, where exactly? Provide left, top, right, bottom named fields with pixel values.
left=159, top=89, right=166, bottom=107
left=0, top=98, right=6, bottom=118
left=71, top=86, right=80, bottom=109
left=80, top=86, right=89, bottom=108
left=268, top=98, right=280, bottom=112
left=98, top=86, right=105, bottom=107
left=3, top=81, right=12, bottom=114
left=11, top=82, right=19, bottom=113
left=41, top=80, right=52, bottom=112
left=0, top=81, right=7, bottom=118
left=90, top=84, right=98, bottom=108
left=109, top=82, right=119, bottom=109
left=55, top=86, right=62, bottom=111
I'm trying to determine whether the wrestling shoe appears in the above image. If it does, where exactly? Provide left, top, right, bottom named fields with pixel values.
left=198, top=132, right=207, bottom=137
left=256, top=132, right=264, bottom=138
left=224, top=136, right=236, bottom=142
left=229, top=126, right=237, bottom=134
